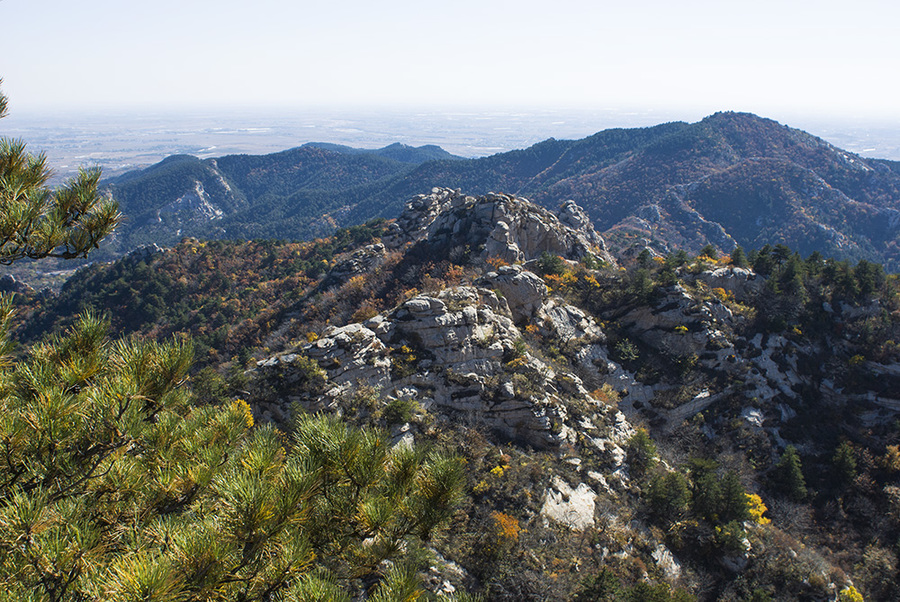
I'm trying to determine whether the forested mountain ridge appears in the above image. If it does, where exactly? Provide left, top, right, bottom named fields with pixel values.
left=101, top=145, right=426, bottom=252
left=14, top=189, right=900, bottom=600
left=100, top=113, right=900, bottom=271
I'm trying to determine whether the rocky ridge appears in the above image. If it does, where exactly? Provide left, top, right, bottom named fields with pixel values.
left=236, top=189, right=900, bottom=600
left=384, top=187, right=616, bottom=266
left=253, top=193, right=629, bottom=453
left=250, top=188, right=899, bottom=487
left=254, top=283, right=634, bottom=459
left=92, top=112, right=900, bottom=277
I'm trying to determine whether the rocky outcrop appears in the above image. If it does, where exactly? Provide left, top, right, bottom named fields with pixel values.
left=385, top=188, right=616, bottom=266
left=479, top=264, right=548, bottom=324
left=124, top=243, right=168, bottom=264
left=686, top=266, right=765, bottom=301
left=324, top=242, right=387, bottom=286
left=0, top=274, right=34, bottom=295
left=618, top=284, right=736, bottom=360
left=538, top=298, right=606, bottom=345
left=156, top=180, right=224, bottom=223
left=540, top=477, right=597, bottom=530
left=252, top=284, right=632, bottom=456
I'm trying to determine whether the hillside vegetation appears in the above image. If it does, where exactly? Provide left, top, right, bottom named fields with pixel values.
left=13, top=190, right=900, bottom=600
left=5, top=76, right=900, bottom=598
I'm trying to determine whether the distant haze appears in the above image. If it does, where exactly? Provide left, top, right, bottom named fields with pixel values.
left=3, top=0, right=899, bottom=181
left=1, top=0, right=899, bottom=122
left=3, top=108, right=900, bottom=187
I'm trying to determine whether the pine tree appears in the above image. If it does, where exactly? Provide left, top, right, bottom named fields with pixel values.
left=832, top=441, right=858, bottom=489
left=626, top=428, right=657, bottom=477
left=773, top=445, right=808, bottom=501
left=646, top=471, right=691, bottom=522
left=0, top=81, right=120, bottom=264
left=731, top=246, right=748, bottom=268
left=0, top=85, right=465, bottom=599
left=718, top=471, right=751, bottom=523
left=0, top=312, right=464, bottom=599
left=699, top=244, right=717, bottom=260
left=688, top=458, right=722, bottom=522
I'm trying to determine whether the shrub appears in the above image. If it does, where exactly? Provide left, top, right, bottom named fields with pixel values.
left=383, top=397, right=419, bottom=424
left=536, top=251, right=568, bottom=276
left=773, top=445, right=808, bottom=501
left=580, top=253, right=600, bottom=270
left=838, top=585, right=864, bottom=602
left=391, top=344, right=418, bottom=379
left=615, top=339, right=640, bottom=363
left=714, top=520, right=749, bottom=554
left=746, top=493, right=771, bottom=525
left=591, top=384, right=621, bottom=405
left=483, top=511, right=521, bottom=556
left=627, top=428, right=658, bottom=477
left=699, top=244, right=718, bottom=260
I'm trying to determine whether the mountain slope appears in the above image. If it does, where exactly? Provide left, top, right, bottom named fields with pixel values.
left=101, top=113, right=900, bottom=270
left=101, top=144, right=425, bottom=253
left=18, top=191, right=900, bottom=600
left=353, top=113, right=900, bottom=268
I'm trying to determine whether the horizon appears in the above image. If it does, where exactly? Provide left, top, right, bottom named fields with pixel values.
left=4, top=105, right=899, bottom=187
left=4, top=0, right=899, bottom=176
left=2, top=0, right=899, bottom=120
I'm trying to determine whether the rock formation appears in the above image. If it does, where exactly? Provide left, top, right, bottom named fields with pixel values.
left=254, top=284, right=632, bottom=460
left=384, top=187, right=616, bottom=266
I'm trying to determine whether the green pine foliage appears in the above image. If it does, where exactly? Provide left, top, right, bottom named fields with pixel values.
left=773, top=445, right=808, bottom=502
left=0, top=309, right=464, bottom=600
left=645, top=470, right=692, bottom=523
left=832, top=441, right=858, bottom=489
left=626, top=428, right=657, bottom=477
left=0, top=85, right=466, bottom=598
left=0, top=81, right=120, bottom=264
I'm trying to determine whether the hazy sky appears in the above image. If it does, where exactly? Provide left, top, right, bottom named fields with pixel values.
left=1, top=0, right=899, bottom=121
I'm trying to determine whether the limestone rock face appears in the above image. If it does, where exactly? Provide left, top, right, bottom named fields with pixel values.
left=687, top=267, right=765, bottom=301
left=479, top=265, right=548, bottom=324
left=385, top=188, right=615, bottom=266
left=373, top=286, right=568, bottom=449
left=156, top=180, right=224, bottom=223
left=540, top=477, right=597, bottom=530
left=618, top=284, right=736, bottom=360
left=539, top=299, right=606, bottom=344
left=652, top=544, right=683, bottom=580
left=251, top=285, right=630, bottom=452
left=324, top=242, right=386, bottom=286
left=306, top=322, right=392, bottom=388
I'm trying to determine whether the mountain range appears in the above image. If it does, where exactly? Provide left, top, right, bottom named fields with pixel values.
left=101, top=112, right=900, bottom=270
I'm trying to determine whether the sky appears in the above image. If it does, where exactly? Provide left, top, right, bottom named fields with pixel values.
left=1, top=0, right=899, bottom=123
